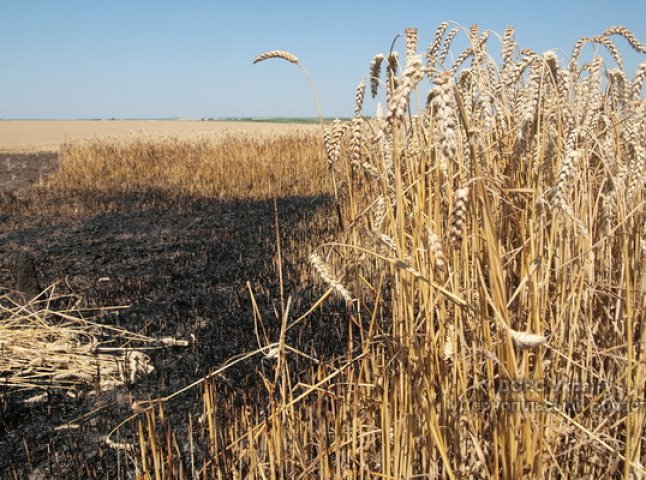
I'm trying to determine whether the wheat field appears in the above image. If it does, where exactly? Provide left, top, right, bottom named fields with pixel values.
left=0, top=120, right=318, bottom=153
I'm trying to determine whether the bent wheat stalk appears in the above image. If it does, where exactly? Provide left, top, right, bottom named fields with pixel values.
left=253, top=49, right=323, bottom=126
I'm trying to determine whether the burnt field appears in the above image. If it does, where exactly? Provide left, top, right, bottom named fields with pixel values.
left=2, top=22, right=646, bottom=478
left=0, top=152, right=59, bottom=195
left=0, top=140, right=345, bottom=478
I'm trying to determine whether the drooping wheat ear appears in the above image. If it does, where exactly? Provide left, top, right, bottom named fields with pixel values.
left=454, top=68, right=473, bottom=119
left=323, top=119, right=346, bottom=167
left=323, top=127, right=333, bottom=166
left=350, top=116, right=364, bottom=166
left=592, top=35, right=624, bottom=70
left=598, top=114, right=616, bottom=159
left=354, top=81, right=366, bottom=116
left=556, top=67, right=575, bottom=127
left=608, top=68, right=629, bottom=109
left=552, top=149, right=581, bottom=202
left=578, top=70, right=604, bottom=133
left=456, top=67, right=472, bottom=91
left=332, top=118, right=346, bottom=145
left=386, top=55, right=425, bottom=125
left=427, top=21, right=450, bottom=71
left=501, top=26, right=516, bottom=73
left=631, top=61, right=646, bottom=100
left=603, top=25, right=646, bottom=54
left=309, top=252, right=352, bottom=303
left=518, top=66, right=542, bottom=132
left=253, top=49, right=323, bottom=124
left=623, top=110, right=640, bottom=146
left=438, top=28, right=459, bottom=65
left=570, top=36, right=591, bottom=71
left=386, top=52, right=400, bottom=101
left=372, top=195, right=386, bottom=232
left=587, top=55, right=604, bottom=82
left=546, top=150, right=583, bottom=232
left=359, top=160, right=380, bottom=178
left=429, top=71, right=459, bottom=178
left=639, top=103, right=646, bottom=145
left=449, top=47, right=473, bottom=76
left=449, top=187, right=469, bottom=246
left=405, top=27, right=419, bottom=64
left=387, top=51, right=400, bottom=73
left=504, top=53, right=537, bottom=87
left=484, top=51, right=500, bottom=91
left=426, top=227, right=446, bottom=271
left=476, top=93, right=495, bottom=131
left=253, top=50, right=300, bottom=65
left=369, top=54, right=385, bottom=98
left=378, top=233, right=397, bottom=253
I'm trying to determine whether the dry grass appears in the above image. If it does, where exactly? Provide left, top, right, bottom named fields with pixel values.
left=49, top=132, right=330, bottom=202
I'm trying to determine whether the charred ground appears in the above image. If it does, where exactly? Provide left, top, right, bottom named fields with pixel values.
left=0, top=152, right=345, bottom=478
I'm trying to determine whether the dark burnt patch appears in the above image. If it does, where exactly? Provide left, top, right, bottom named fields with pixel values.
left=0, top=175, right=345, bottom=478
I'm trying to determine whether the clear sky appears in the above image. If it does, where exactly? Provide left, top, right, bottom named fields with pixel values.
left=1, top=0, right=645, bottom=119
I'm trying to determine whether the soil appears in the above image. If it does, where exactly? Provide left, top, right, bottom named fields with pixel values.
left=0, top=152, right=344, bottom=478
left=0, top=152, right=59, bottom=194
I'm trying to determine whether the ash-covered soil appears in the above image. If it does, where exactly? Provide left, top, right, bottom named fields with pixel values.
left=0, top=152, right=344, bottom=478
left=0, top=152, right=59, bottom=195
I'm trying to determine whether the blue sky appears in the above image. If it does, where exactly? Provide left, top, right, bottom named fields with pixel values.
left=1, top=0, right=645, bottom=119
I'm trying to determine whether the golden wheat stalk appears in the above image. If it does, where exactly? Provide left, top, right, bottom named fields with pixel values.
left=253, top=49, right=324, bottom=131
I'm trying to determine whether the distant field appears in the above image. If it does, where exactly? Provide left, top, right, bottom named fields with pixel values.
left=0, top=120, right=318, bottom=152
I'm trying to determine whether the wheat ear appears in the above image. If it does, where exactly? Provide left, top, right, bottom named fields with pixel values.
left=449, top=187, right=469, bottom=246
left=309, top=253, right=352, bottom=303
left=253, top=50, right=300, bottom=65
left=253, top=49, right=323, bottom=125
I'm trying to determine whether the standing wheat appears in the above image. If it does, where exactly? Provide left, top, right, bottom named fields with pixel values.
left=603, top=25, right=646, bottom=54
left=386, top=55, right=425, bottom=125
left=427, top=21, right=450, bottom=71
